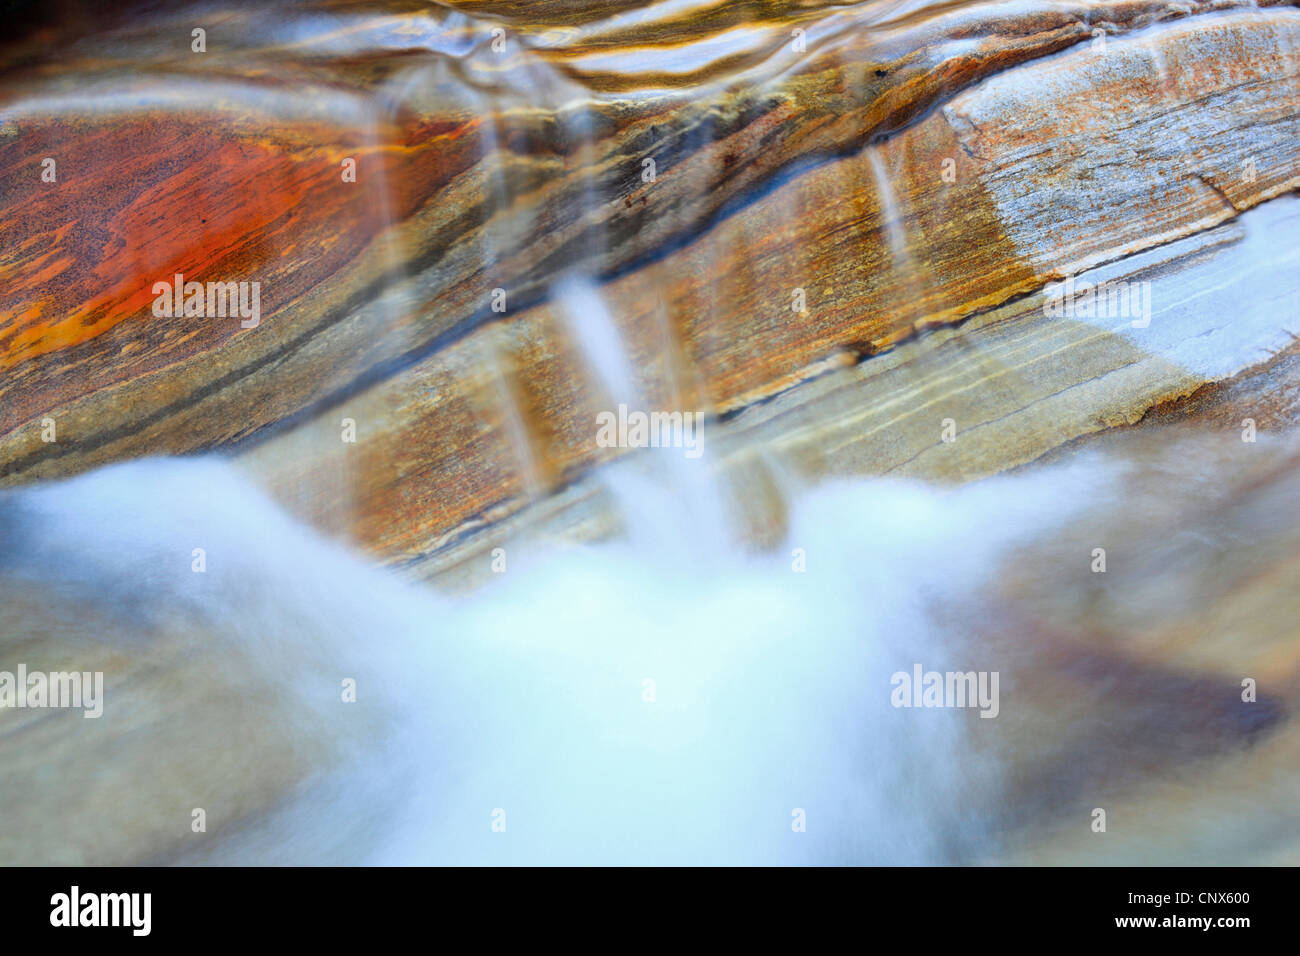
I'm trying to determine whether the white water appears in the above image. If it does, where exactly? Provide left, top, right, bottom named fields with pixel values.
left=0, top=449, right=1115, bottom=865
left=868, top=146, right=910, bottom=273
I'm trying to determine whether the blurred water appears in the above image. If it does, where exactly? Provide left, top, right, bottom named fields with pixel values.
left=1, top=0, right=1297, bottom=868
left=0, top=443, right=1129, bottom=865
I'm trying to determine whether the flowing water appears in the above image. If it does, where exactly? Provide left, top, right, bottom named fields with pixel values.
left=0, top=450, right=1072, bottom=864
left=0, top=0, right=1297, bottom=867
left=3, top=420, right=1297, bottom=864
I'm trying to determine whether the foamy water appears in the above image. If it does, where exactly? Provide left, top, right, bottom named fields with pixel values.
left=0, top=446, right=1127, bottom=865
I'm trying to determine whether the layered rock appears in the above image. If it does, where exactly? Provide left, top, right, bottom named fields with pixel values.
left=1, top=0, right=1299, bottom=867
left=1, top=0, right=1298, bottom=581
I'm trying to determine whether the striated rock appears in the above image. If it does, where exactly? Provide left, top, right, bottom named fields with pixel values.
left=238, top=5, right=1300, bottom=575
left=1, top=0, right=1300, bottom=866
left=0, top=1, right=1297, bottom=577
